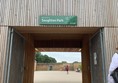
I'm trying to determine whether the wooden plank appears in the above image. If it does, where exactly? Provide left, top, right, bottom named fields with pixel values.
left=14, top=27, right=100, bottom=33
left=0, top=27, right=8, bottom=83
left=36, top=48, right=81, bottom=52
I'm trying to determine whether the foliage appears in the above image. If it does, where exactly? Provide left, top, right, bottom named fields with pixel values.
left=78, top=64, right=82, bottom=71
left=61, top=61, right=67, bottom=63
left=73, top=61, right=79, bottom=63
left=35, top=52, right=57, bottom=63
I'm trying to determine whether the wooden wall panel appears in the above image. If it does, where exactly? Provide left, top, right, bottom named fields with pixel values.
left=0, top=27, right=8, bottom=83
left=104, top=27, right=118, bottom=75
left=23, top=34, right=35, bottom=83
left=82, top=36, right=91, bottom=83
left=0, top=0, right=118, bottom=27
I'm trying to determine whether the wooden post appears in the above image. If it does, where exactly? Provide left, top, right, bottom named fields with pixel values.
left=82, top=35, right=91, bottom=83
left=22, top=34, right=35, bottom=83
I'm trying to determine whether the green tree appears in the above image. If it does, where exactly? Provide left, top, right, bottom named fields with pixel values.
left=61, top=61, right=67, bottom=63
left=78, top=64, right=82, bottom=71
left=49, top=57, right=57, bottom=63
left=35, top=52, right=57, bottom=63
left=35, top=52, right=43, bottom=63
left=73, top=61, right=79, bottom=63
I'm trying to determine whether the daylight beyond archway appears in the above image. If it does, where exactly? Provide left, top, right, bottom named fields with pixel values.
left=34, top=52, right=82, bottom=83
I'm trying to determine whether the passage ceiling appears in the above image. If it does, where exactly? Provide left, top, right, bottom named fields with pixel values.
left=14, top=26, right=100, bottom=41
left=13, top=26, right=101, bottom=52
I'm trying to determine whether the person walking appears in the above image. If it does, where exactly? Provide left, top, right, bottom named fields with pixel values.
left=65, top=65, right=69, bottom=74
left=108, top=47, right=118, bottom=83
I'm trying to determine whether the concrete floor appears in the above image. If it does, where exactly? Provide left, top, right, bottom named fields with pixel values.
left=34, top=71, right=82, bottom=83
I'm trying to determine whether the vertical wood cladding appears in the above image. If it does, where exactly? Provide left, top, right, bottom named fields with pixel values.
left=104, top=27, right=118, bottom=74
left=0, top=27, right=8, bottom=83
left=0, top=0, right=118, bottom=27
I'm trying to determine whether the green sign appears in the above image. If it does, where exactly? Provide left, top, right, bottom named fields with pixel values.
left=39, top=16, right=77, bottom=25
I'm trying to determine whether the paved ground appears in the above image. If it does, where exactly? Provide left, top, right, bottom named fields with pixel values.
left=34, top=71, right=82, bottom=83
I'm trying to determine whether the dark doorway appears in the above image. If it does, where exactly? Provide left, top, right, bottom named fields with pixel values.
left=90, top=29, right=106, bottom=83
left=49, top=65, right=53, bottom=71
left=5, top=28, right=25, bottom=83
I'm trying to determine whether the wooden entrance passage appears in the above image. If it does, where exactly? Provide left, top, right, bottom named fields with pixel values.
left=1, top=27, right=106, bottom=83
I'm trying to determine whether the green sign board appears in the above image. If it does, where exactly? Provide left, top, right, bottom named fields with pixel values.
left=39, top=16, right=77, bottom=25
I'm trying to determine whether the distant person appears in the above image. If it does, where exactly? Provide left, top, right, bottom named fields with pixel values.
left=108, top=47, right=118, bottom=83
left=76, top=68, right=80, bottom=72
left=65, top=65, right=69, bottom=74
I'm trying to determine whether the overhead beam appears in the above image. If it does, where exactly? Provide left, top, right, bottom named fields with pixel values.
left=14, top=27, right=100, bottom=34
left=35, top=48, right=81, bottom=52
left=34, top=40, right=82, bottom=48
